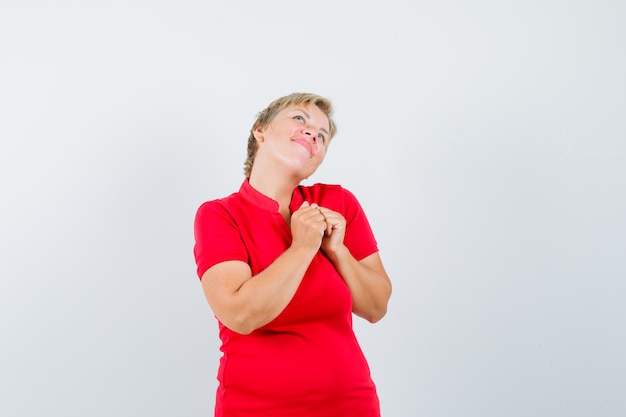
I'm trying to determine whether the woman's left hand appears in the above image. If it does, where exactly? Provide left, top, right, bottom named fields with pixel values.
left=317, top=205, right=391, bottom=322
left=317, top=206, right=346, bottom=256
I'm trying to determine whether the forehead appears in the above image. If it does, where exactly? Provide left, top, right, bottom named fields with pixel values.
left=281, top=103, right=329, bottom=128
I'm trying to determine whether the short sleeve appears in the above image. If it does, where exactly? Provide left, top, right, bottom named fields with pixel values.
left=193, top=200, right=248, bottom=279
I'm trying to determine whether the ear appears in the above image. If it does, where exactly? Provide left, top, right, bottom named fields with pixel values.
left=252, top=126, right=264, bottom=142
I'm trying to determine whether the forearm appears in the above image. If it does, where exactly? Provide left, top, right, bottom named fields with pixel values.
left=203, top=201, right=329, bottom=334
left=325, top=246, right=392, bottom=323
left=228, top=245, right=318, bottom=333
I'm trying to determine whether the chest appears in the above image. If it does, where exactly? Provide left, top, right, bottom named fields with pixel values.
left=233, top=209, right=352, bottom=327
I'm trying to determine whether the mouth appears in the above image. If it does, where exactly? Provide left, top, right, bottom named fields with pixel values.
left=292, top=138, right=313, bottom=157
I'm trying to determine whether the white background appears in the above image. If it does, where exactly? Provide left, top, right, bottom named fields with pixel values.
left=1, top=1, right=624, bottom=416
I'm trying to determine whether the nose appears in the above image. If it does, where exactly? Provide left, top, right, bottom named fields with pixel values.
left=302, top=127, right=319, bottom=143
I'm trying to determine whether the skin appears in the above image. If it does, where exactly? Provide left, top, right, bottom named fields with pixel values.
left=201, top=103, right=392, bottom=334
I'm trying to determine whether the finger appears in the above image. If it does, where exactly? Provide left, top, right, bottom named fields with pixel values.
left=321, top=213, right=345, bottom=236
left=317, top=210, right=332, bottom=235
left=325, top=218, right=333, bottom=236
left=298, top=207, right=326, bottom=224
left=318, top=208, right=339, bottom=223
left=317, top=207, right=334, bottom=217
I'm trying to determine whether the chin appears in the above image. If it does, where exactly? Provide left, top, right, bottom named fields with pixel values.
left=300, top=166, right=320, bottom=180
left=285, top=162, right=318, bottom=179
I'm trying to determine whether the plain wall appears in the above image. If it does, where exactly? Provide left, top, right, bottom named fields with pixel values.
left=1, top=1, right=624, bottom=416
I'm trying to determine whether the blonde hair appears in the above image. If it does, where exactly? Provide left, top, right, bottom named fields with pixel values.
left=244, top=93, right=337, bottom=178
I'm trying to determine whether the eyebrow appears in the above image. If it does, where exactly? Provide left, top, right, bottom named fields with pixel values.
left=295, top=108, right=330, bottom=136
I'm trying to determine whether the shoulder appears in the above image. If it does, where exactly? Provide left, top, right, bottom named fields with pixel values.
left=193, top=194, right=250, bottom=278
left=194, top=192, right=242, bottom=225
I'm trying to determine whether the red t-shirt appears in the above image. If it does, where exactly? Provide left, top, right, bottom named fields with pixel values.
left=194, top=179, right=381, bottom=417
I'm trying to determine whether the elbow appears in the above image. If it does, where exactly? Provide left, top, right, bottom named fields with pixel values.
left=358, top=299, right=389, bottom=323
left=362, top=285, right=392, bottom=323
left=365, top=305, right=388, bottom=323
left=216, top=311, right=260, bottom=335
left=223, top=320, right=257, bottom=335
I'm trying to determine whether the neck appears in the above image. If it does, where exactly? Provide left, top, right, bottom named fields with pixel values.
left=248, top=169, right=300, bottom=213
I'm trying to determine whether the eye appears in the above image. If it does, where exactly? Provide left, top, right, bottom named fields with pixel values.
left=317, top=133, right=326, bottom=143
left=293, top=115, right=304, bottom=122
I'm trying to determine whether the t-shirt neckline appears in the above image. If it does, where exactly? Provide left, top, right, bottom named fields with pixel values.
left=239, top=179, right=305, bottom=214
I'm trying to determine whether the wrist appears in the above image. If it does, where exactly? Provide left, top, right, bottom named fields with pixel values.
left=289, top=242, right=321, bottom=259
left=324, top=244, right=350, bottom=263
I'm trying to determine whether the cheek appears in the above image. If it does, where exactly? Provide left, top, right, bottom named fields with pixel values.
left=288, top=124, right=302, bottom=135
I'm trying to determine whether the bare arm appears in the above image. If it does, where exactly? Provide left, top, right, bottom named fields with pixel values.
left=201, top=202, right=326, bottom=334
left=319, top=207, right=392, bottom=322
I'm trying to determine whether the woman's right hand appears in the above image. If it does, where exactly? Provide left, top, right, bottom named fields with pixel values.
left=201, top=202, right=329, bottom=335
left=290, top=201, right=327, bottom=252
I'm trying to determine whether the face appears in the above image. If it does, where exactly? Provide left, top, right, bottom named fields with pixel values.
left=253, top=103, right=330, bottom=179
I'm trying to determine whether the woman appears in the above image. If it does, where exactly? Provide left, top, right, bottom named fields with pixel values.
left=193, top=92, right=392, bottom=416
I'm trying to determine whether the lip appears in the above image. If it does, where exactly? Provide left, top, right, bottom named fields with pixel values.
left=292, top=138, right=313, bottom=157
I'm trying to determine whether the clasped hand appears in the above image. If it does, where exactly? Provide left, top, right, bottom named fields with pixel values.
left=290, top=201, right=346, bottom=255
